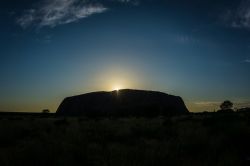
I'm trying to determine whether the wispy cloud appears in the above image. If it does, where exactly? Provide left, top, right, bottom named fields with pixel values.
left=17, top=0, right=140, bottom=29
left=245, top=59, right=250, bottom=63
left=17, top=0, right=107, bottom=28
left=233, top=0, right=250, bottom=28
left=223, top=0, right=250, bottom=29
left=175, top=35, right=199, bottom=44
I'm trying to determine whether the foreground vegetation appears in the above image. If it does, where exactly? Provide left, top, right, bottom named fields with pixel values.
left=0, top=112, right=250, bottom=166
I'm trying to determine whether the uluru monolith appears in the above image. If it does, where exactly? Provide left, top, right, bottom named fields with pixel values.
left=56, top=89, right=189, bottom=116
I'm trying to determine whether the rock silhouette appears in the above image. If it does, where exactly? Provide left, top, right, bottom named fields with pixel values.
left=56, top=89, right=189, bottom=116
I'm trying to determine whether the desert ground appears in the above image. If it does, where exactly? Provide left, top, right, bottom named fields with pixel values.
left=0, top=112, right=250, bottom=166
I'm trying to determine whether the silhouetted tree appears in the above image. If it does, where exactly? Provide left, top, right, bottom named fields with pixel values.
left=217, top=100, right=234, bottom=113
left=220, top=100, right=233, bottom=110
left=42, top=109, right=50, bottom=114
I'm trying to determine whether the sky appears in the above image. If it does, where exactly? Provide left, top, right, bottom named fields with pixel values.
left=0, top=0, right=250, bottom=112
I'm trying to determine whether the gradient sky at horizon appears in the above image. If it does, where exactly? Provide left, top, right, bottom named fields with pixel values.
left=1, top=0, right=250, bottom=112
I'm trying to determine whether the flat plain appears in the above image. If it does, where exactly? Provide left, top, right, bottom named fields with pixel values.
left=0, top=112, right=250, bottom=166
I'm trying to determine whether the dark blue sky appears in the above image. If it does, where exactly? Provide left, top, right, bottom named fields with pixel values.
left=1, top=0, right=250, bottom=112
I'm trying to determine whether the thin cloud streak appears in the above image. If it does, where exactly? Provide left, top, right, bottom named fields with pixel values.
left=194, top=101, right=220, bottom=107
left=17, top=0, right=108, bottom=28
left=17, top=0, right=140, bottom=29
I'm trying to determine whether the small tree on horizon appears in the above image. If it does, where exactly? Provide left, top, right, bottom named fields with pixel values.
left=42, top=109, right=50, bottom=114
left=220, top=100, right=233, bottom=111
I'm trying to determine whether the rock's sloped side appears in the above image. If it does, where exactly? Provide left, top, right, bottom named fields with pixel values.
left=56, top=89, right=189, bottom=116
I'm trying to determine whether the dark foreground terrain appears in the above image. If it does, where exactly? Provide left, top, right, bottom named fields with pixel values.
left=1, top=112, right=250, bottom=166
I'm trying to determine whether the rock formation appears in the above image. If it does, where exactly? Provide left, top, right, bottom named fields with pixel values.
left=56, top=89, right=189, bottom=116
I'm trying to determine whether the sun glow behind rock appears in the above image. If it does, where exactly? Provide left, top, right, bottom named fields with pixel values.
left=78, top=61, right=151, bottom=93
left=113, top=85, right=122, bottom=91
